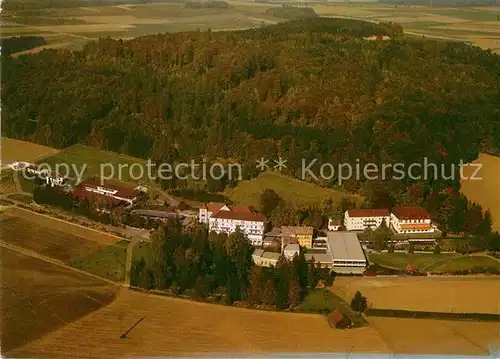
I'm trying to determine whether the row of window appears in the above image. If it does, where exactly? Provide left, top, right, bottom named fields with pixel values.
left=396, top=219, right=430, bottom=224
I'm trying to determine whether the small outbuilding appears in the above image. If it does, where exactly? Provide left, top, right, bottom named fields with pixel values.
left=328, top=309, right=352, bottom=329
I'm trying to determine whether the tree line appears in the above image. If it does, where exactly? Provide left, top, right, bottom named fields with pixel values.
left=4, top=18, right=499, bottom=246
left=130, top=220, right=333, bottom=308
left=2, top=36, right=47, bottom=56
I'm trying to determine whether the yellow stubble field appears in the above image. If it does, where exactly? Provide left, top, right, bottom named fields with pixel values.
left=461, top=153, right=500, bottom=231
left=1, top=137, right=59, bottom=164
left=10, top=288, right=390, bottom=358
left=332, top=276, right=500, bottom=314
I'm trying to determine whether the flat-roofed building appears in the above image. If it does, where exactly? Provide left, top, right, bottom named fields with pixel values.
left=304, top=251, right=334, bottom=269
left=313, top=236, right=328, bottom=249
left=326, top=231, right=367, bottom=274
left=283, top=244, right=300, bottom=260
left=131, top=209, right=179, bottom=222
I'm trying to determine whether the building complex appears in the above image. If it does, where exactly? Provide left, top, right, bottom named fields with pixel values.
left=72, top=180, right=142, bottom=208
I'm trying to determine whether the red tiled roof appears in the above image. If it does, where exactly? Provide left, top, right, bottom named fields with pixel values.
left=77, top=180, right=139, bottom=200
left=211, top=209, right=265, bottom=222
left=201, top=202, right=227, bottom=213
left=393, top=206, right=431, bottom=220
left=329, top=219, right=342, bottom=225
left=228, top=205, right=253, bottom=213
left=329, top=309, right=345, bottom=325
left=347, top=209, right=389, bottom=218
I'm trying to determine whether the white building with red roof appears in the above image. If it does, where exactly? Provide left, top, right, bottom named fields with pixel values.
left=200, top=202, right=266, bottom=246
left=344, top=209, right=390, bottom=231
left=390, top=206, right=435, bottom=234
left=72, top=180, right=141, bottom=208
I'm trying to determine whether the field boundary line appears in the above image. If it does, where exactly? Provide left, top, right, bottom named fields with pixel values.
left=0, top=240, right=120, bottom=286
left=11, top=205, right=128, bottom=242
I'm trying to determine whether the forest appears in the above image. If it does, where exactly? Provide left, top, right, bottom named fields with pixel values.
left=3, top=19, right=500, bottom=238
left=2, top=36, right=47, bottom=56
left=130, top=218, right=330, bottom=310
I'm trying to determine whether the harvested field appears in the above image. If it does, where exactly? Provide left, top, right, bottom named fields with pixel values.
left=332, top=276, right=500, bottom=314
left=1, top=249, right=116, bottom=353
left=1, top=137, right=58, bottom=164
left=10, top=288, right=390, bottom=358
left=461, top=153, right=500, bottom=231
left=76, top=15, right=171, bottom=25
left=369, top=317, right=499, bottom=355
left=0, top=207, right=118, bottom=262
left=434, top=22, right=500, bottom=33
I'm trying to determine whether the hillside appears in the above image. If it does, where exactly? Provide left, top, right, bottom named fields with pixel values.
left=2, top=19, right=500, bottom=224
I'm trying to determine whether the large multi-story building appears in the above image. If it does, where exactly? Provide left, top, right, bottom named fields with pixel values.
left=199, top=202, right=226, bottom=224
left=391, top=206, right=435, bottom=234
left=344, top=209, right=390, bottom=231
left=281, top=226, right=314, bottom=249
left=200, top=203, right=266, bottom=246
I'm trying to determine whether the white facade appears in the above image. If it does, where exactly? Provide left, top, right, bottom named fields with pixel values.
left=344, top=210, right=390, bottom=231
left=81, top=184, right=137, bottom=206
left=199, top=204, right=229, bottom=224
left=208, top=216, right=265, bottom=246
left=252, top=250, right=280, bottom=267
left=390, top=213, right=434, bottom=234
left=328, top=225, right=341, bottom=231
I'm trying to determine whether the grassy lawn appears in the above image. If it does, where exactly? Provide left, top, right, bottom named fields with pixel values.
left=39, top=144, right=150, bottom=185
left=7, top=193, right=33, bottom=204
left=296, top=288, right=366, bottom=327
left=132, top=241, right=152, bottom=264
left=1, top=170, right=14, bottom=183
left=70, top=240, right=129, bottom=282
left=368, top=252, right=460, bottom=271
left=224, top=170, right=362, bottom=208
left=431, top=255, right=500, bottom=273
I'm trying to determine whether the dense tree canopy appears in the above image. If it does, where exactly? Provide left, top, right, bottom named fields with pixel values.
left=2, top=36, right=47, bottom=56
left=3, top=19, right=500, bottom=219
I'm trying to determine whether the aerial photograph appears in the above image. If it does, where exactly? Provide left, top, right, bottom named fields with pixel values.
left=1, top=0, right=499, bottom=357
